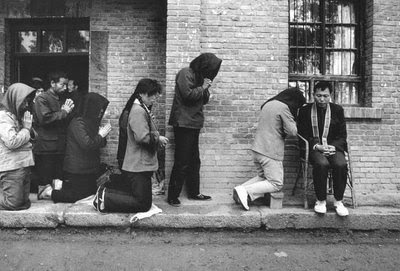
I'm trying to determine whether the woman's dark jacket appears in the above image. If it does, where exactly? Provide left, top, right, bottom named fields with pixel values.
left=63, top=93, right=109, bottom=174
left=168, top=53, right=222, bottom=129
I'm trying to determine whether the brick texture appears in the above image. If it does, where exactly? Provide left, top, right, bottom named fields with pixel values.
left=0, top=0, right=399, bottom=206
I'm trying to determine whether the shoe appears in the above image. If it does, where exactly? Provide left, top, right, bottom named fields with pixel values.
left=37, top=184, right=53, bottom=200
left=334, top=200, right=349, bottom=217
left=99, top=188, right=106, bottom=212
left=168, top=198, right=181, bottom=207
left=189, top=194, right=212, bottom=201
left=232, top=188, right=240, bottom=204
left=93, top=185, right=106, bottom=212
left=233, top=186, right=249, bottom=211
left=92, top=193, right=98, bottom=211
left=314, top=200, right=327, bottom=214
left=52, top=179, right=63, bottom=190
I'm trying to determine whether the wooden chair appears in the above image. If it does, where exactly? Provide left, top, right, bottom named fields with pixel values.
left=292, top=134, right=357, bottom=209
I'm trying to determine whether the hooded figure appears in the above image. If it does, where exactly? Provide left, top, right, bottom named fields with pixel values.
left=0, top=83, right=35, bottom=210
left=261, top=87, right=306, bottom=120
left=50, top=93, right=110, bottom=203
left=167, top=53, right=222, bottom=207
left=232, top=87, right=306, bottom=211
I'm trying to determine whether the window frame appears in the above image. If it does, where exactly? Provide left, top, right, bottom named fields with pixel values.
left=288, top=0, right=365, bottom=106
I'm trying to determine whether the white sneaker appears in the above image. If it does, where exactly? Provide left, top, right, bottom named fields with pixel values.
left=314, top=200, right=327, bottom=214
left=233, top=186, right=249, bottom=211
left=334, top=200, right=349, bottom=217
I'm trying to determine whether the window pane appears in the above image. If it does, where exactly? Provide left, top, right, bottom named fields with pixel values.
left=335, top=82, right=359, bottom=104
left=289, top=80, right=312, bottom=102
left=42, top=30, right=64, bottom=53
left=290, top=25, right=322, bottom=47
left=17, top=31, right=37, bottom=53
left=326, top=0, right=355, bottom=24
left=290, top=49, right=321, bottom=74
left=290, top=0, right=320, bottom=22
left=326, top=26, right=355, bottom=49
left=326, top=51, right=355, bottom=75
left=67, top=30, right=90, bottom=52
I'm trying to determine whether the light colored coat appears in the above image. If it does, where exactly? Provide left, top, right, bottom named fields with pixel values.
left=0, top=83, right=35, bottom=172
left=252, top=100, right=297, bottom=161
left=122, top=101, right=159, bottom=172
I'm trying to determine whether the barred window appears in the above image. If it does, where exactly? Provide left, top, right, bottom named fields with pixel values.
left=289, top=0, right=364, bottom=105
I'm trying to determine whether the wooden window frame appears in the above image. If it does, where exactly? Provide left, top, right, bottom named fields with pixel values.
left=289, top=0, right=365, bottom=106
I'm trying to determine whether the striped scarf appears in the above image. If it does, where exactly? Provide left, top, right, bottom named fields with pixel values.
left=311, top=102, right=331, bottom=146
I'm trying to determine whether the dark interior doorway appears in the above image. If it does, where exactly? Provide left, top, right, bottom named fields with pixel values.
left=18, top=55, right=89, bottom=91
left=7, top=18, right=90, bottom=91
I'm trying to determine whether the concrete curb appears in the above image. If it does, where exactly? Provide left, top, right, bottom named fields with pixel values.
left=1, top=194, right=399, bottom=230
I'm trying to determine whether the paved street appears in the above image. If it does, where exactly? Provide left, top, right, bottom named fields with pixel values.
left=0, top=228, right=399, bottom=270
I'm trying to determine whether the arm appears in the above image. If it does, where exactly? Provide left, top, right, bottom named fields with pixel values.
left=176, top=69, right=208, bottom=105
left=281, top=105, right=297, bottom=138
left=330, top=105, right=347, bottom=152
left=0, top=116, right=31, bottom=150
left=34, top=95, right=68, bottom=126
left=69, top=120, right=106, bottom=151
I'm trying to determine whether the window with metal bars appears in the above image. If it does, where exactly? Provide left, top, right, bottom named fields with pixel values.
left=288, top=0, right=364, bottom=105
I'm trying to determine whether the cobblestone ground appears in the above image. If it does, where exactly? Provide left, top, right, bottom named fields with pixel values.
left=0, top=228, right=399, bottom=270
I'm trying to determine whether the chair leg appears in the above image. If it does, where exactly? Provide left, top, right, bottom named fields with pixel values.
left=292, top=161, right=303, bottom=196
left=303, top=163, right=309, bottom=209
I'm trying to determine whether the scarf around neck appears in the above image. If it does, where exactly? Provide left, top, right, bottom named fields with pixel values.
left=311, top=102, right=331, bottom=146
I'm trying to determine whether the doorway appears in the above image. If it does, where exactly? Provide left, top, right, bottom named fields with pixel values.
left=7, top=18, right=89, bottom=91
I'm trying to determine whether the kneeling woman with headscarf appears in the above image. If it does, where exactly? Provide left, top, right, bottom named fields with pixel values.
left=94, top=79, right=168, bottom=213
left=233, top=87, right=306, bottom=211
left=41, top=92, right=112, bottom=202
left=0, top=83, right=36, bottom=210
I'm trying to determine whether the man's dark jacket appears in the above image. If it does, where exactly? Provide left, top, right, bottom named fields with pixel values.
left=297, top=102, right=348, bottom=154
left=33, top=90, right=69, bottom=154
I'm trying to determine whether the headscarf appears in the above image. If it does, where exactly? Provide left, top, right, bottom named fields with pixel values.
left=261, top=87, right=306, bottom=119
left=75, top=93, right=109, bottom=136
left=0, top=83, right=35, bottom=120
left=189, top=53, right=222, bottom=86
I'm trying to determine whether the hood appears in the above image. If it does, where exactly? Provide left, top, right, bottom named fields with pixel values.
left=262, top=87, right=306, bottom=118
left=1, top=83, right=35, bottom=119
left=77, top=92, right=109, bottom=129
left=190, top=53, right=222, bottom=81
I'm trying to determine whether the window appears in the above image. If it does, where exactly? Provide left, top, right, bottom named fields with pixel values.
left=289, top=0, right=364, bottom=105
left=8, top=18, right=89, bottom=90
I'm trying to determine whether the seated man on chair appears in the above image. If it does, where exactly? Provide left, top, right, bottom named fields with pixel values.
left=297, top=81, right=349, bottom=217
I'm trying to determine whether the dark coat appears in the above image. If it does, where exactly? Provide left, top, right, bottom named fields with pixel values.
left=33, top=90, right=69, bottom=154
left=297, top=102, right=348, bottom=153
left=168, top=53, right=222, bottom=129
left=63, top=93, right=109, bottom=174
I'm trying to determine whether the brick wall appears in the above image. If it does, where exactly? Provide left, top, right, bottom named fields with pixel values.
left=165, top=0, right=290, bottom=194
left=349, top=0, right=400, bottom=206
left=0, top=0, right=399, bottom=206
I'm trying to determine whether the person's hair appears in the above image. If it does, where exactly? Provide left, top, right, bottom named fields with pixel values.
left=314, top=81, right=333, bottom=94
left=69, top=79, right=79, bottom=87
left=48, top=71, right=67, bottom=84
left=123, top=79, right=162, bottom=112
left=31, top=78, right=44, bottom=90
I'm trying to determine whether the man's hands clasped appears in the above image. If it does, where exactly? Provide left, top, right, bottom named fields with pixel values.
left=315, top=144, right=336, bottom=156
left=62, top=98, right=75, bottom=114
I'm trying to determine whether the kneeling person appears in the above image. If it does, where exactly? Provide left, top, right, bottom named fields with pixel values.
left=94, top=79, right=168, bottom=213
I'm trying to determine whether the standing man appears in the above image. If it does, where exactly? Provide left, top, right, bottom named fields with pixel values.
left=167, top=53, right=222, bottom=207
left=33, top=71, right=74, bottom=199
left=297, top=81, right=349, bottom=216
